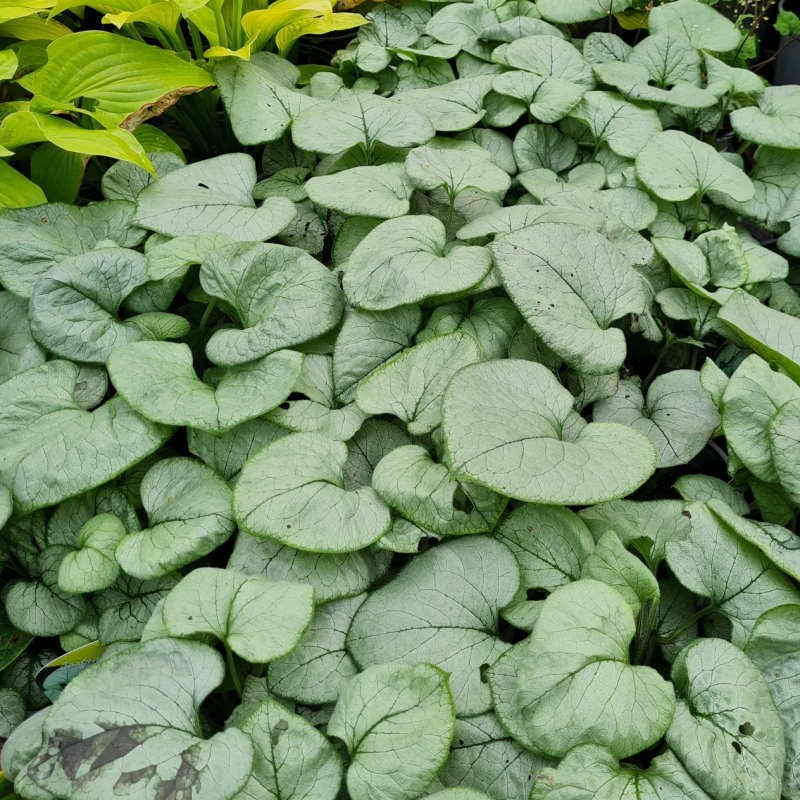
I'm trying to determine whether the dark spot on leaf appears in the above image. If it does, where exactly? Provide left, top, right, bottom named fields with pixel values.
left=479, top=663, right=490, bottom=683
left=731, top=740, right=742, bottom=754
left=527, top=526, right=533, bottom=532
left=739, top=721, right=754, bottom=736
left=197, top=182, right=209, bottom=189
left=526, top=587, right=548, bottom=601
left=458, top=739, right=464, bottom=745
left=280, top=402, right=291, bottom=410
left=115, top=765, right=156, bottom=790
left=270, top=719, right=289, bottom=745
left=286, top=524, right=291, bottom=529
left=682, top=510, right=692, bottom=518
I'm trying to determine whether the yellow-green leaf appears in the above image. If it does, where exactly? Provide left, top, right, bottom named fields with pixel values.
left=18, top=31, right=214, bottom=128
left=0, top=0, right=53, bottom=25
left=0, top=15, right=69, bottom=38
left=102, top=1, right=181, bottom=31
left=29, top=142, right=86, bottom=202
left=241, top=0, right=332, bottom=51
left=204, top=41, right=254, bottom=59
left=0, top=110, right=154, bottom=172
left=275, top=11, right=366, bottom=55
left=615, top=9, right=648, bottom=30
left=0, top=159, right=47, bottom=207
left=0, top=51, right=17, bottom=81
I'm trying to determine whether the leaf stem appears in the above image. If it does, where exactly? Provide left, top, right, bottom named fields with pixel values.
left=225, top=644, right=243, bottom=697
left=690, top=191, right=705, bottom=238
left=188, top=21, right=206, bottom=60
left=212, top=0, right=229, bottom=49
left=632, top=598, right=659, bottom=665
left=643, top=330, right=675, bottom=390
left=655, top=605, right=714, bottom=645
left=231, top=0, right=244, bottom=50
left=198, top=297, right=217, bottom=336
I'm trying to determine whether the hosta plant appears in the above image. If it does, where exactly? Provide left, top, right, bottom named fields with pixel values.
left=2, top=0, right=800, bottom=798
left=0, top=1, right=366, bottom=207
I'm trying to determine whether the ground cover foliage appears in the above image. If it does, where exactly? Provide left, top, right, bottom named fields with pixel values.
left=2, top=0, right=800, bottom=797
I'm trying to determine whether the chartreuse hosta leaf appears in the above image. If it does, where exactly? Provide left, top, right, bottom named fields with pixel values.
left=531, top=745, right=712, bottom=799
left=745, top=605, right=800, bottom=799
left=491, top=223, right=647, bottom=374
left=328, top=662, right=455, bottom=800
left=28, top=247, right=187, bottom=364
left=115, top=457, right=235, bottom=580
left=519, top=579, right=675, bottom=758
left=200, top=241, right=343, bottom=367
left=667, top=638, right=784, bottom=800
left=56, top=513, right=125, bottom=594
left=227, top=695, right=342, bottom=800
left=216, top=58, right=321, bottom=145
left=135, top=154, right=297, bottom=241
left=0, top=361, right=170, bottom=514
left=717, top=290, right=800, bottom=384
left=0, top=158, right=47, bottom=210
left=355, top=331, right=479, bottom=435
left=636, top=131, right=754, bottom=203
left=666, top=502, right=800, bottom=646
left=649, top=0, right=741, bottom=51
left=443, top=361, right=657, bottom=505
left=108, top=341, right=302, bottom=434
left=269, top=593, right=365, bottom=705
left=306, top=164, right=413, bottom=218
left=235, top=432, right=391, bottom=553
left=18, top=31, right=213, bottom=128
left=343, top=216, right=492, bottom=310
left=228, top=533, right=383, bottom=603
left=0, top=200, right=142, bottom=298
left=372, top=445, right=507, bottom=536
left=348, top=537, right=519, bottom=715
left=150, top=567, right=313, bottom=663
left=593, top=370, right=720, bottom=468
left=1, top=638, right=254, bottom=800
left=292, top=92, right=435, bottom=154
